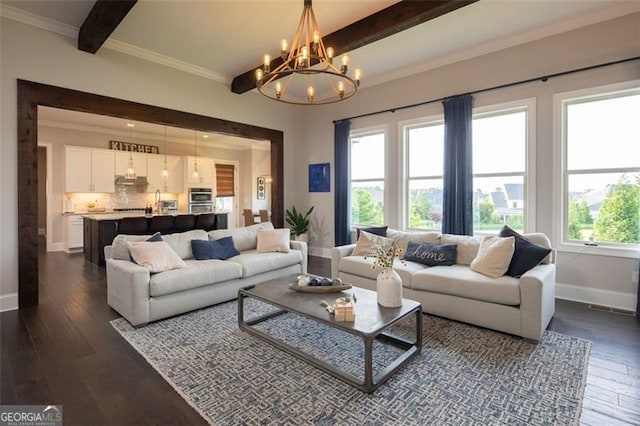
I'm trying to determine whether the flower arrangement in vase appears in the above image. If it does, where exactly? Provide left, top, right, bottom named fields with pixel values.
left=365, top=244, right=405, bottom=307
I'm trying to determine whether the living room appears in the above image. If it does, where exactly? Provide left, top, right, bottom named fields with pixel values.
left=1, top=1, right=639, bottom=424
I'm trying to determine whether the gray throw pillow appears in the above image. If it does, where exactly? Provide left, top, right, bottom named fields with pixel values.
left=404, top=242, right=457, bottom=266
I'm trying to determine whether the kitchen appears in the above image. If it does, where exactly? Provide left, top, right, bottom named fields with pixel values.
left=40, top=106, right=272, bottom=259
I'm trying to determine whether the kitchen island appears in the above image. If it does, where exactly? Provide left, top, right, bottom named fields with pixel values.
left=83, top=212, right=228, bottom=266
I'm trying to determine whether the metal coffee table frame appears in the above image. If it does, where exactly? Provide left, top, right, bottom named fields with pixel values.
left=238, top=279, right=423, bottom=393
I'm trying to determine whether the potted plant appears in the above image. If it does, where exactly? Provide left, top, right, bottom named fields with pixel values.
left=285, top=205, right=314, bottom=243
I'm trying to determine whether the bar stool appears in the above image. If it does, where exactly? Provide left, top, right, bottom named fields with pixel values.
left=119, top=217, right=148, bottom=235
left=149, top=216, right=175, bottom=234
left=195, top=213, right=215, bottom=231
left=173, top=215, right=196, bottom=232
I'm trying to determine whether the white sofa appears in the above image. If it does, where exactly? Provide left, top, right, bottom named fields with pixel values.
left=332, top=230, right=555, bottom=341
left=106, top=222, right=307, bottom=326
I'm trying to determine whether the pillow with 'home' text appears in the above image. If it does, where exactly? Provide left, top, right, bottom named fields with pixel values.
left=404, top=242, right=457, bottom=266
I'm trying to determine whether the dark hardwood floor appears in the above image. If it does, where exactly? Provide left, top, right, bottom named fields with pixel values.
left=1, top=240, right=638, bottom=425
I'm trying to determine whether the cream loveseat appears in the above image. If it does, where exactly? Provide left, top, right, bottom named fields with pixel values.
left=332, top=229, right=555, bottom=341
left=106, top=222, right=307, bottom=326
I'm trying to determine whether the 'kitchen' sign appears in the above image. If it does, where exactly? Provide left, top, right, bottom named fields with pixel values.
left=110, top=140, right=159, bottom=154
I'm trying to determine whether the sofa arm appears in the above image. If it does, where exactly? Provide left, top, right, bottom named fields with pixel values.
left=331, top=244, right=356, bottom=279
left=106, top=258, right=152, bottom=326
left=291, top=240, right=308, bottom=274
left=519, top=263, right=556, bottom=341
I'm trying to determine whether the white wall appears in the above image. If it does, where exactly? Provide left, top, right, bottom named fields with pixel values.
left=0, top=17, right=303, bottom=309
left=293, top=13, right=640, bottom=309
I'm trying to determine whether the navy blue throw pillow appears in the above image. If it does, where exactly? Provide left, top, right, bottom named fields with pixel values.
left=356, top=226, right=388, bottom=239
left=146, top=232, right=163, bottom=242
left=498, top=225, right=551, bottom=277
left=191, top=237, right=240, bottom=260
left=404, top=242, right=457, bottom=266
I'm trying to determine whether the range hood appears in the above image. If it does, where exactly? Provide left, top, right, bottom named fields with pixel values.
left=114, top=175, right=149, bottom=186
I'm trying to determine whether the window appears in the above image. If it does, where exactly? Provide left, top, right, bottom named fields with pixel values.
left=472, top=105, right=531, bottom=234
left=404, top=121, right=444, bottom=230
left=350, top=130, right=385, bottom=226
left=559, top=83, right=640, bottom=251
left=401, top=100, right=533, bottom=233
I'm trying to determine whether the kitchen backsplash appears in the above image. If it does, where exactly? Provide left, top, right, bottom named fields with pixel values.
left=66, top=186, right=181, bottom=212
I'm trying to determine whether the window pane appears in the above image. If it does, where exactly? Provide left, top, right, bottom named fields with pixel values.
left=567, top=93, right=640, bottom=170
left=473, top=176, right=524, bottom=234
left=351, top=133, right=385, bottom=180
left=407, top=124, right=444, bottom=177
left=351, top=181, right=384, bottom=226
left=407, top=179, right=442, bottom=230
left=473, top=111, right=526, bottom=174
left=567, top=172, right=640, bottom=244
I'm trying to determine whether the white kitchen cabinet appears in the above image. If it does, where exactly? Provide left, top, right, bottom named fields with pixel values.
left=64, top=214, right=84, bottom=252
left=147, top=154, right=183, bottom=193
left=185, top=156, right=215, bottom=186
left=65, top=146, right=115, bottom=193
left=115, top=151, right=148, bottom=178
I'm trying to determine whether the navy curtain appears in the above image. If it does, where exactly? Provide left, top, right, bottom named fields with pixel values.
left=334, top=120, right=351, bottom=246
left=442, top=94, right=473, bottom=235
left=637, top=258, right=639, bottom=315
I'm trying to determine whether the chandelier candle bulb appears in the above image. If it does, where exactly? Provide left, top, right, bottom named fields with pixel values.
left=307, top=86, right=314, bottom=102
left=355, top=68, right=362, bottom=85
left=338, top=81, right=344, bottom=98
left=326, top=46, right=334, bottom=63
left=255, top=68, right=263, bottom=81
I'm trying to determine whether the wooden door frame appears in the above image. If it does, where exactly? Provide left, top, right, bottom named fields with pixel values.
left=17, top=79, right=284, bottom=308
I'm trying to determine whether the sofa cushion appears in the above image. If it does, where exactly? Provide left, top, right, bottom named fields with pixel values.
left=111, top=233, right=162, bottom=260
left=338, top=256, right=425, bottom=289
left=356, top=226, right=388, bottom=238
left=229, top=250, right=303, bottom=278
left=162, top=229, right=209, bottom=260
left=149, top=260, right=243, bottom=297
left=440, top=234, right=482, bottom=265
left=387, top=230, right=441, bottom=255
left=412, top=265, right=521, bottom=305
left=191, top=237, right=240, bottom=260
left=208, top=222, right=274, bottom=252
left=470, top=236, right=515, bottom=278
left=499, top=226, right=552, bottom=277
left=352, top=231, right=394, bottom=256
left=127, top=241, right=187, bottom=273
left=404, top=242, right=457, bottom=266
left=257, top=229, right=291, bottom=253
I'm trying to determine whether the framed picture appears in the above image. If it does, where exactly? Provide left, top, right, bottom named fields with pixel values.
left=257, top=176, right=266, bottom=199
left=309, top=163, right=330, bottom=192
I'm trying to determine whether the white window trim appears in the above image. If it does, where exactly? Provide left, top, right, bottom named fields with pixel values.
left=553, top=79, right=640, bottom=259
left=472, top=98, right=537, bottom=234
left=349, top=125, right=388, bottom=228
left=399, top=115, right=444, bottom=232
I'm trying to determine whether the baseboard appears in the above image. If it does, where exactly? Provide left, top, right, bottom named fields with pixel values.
left=308, top=246, right=332, bottom=258
left=51, top=242, right=64, bottom=252
left=0, top=292, right=18, bottom=312
left=556, top=282, right=637, bottom=312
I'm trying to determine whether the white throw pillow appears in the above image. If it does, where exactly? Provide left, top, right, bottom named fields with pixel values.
left=470, top=236, right=515, bottom=278
left=209, top=222, right=274, bottom=252
left=441, top=234, right=483, bottom=265
left=386, top=229, right=441, bottom=255
left=127, top=241, right=187, bottom=273
left=256, top=229, right=291, bottom=253
left=352, top=230, right=394, bottom=257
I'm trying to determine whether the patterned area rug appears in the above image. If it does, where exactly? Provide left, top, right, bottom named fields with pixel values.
left=111, top=300, right=590, bottom=425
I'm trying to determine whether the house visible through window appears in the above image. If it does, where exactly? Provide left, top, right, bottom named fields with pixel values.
left=560, top=85, right=640, bottom=248
left=350, top=131, right=385, bottom=226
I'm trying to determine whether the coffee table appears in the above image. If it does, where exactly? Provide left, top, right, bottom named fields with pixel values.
left=238, top=276, right=423, bottom=393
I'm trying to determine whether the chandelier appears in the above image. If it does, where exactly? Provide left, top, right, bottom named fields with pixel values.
left=256, top=0, right=361, bottom=105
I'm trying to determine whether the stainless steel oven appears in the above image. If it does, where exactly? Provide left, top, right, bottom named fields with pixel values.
left=188, top=187, right=213, bottom=214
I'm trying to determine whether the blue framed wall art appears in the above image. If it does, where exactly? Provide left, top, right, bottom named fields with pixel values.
left=309, top=163, right=330, bottom=192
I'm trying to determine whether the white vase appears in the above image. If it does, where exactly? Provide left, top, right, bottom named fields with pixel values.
left=376, top=268, right=403, bottom=308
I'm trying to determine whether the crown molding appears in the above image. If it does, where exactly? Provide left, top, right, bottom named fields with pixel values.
left=0, top=4, right=77, bottom=38
left=102, top=39, right=230, bottom=84
left=363, top=2, right=640, bottom=91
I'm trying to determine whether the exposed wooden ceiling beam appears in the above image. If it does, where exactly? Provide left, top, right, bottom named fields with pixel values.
left=231, top=0, right=478, bottom=94
left=78, top=0, right=138, bottom=53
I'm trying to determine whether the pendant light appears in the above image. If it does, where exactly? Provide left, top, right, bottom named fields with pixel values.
left=161, top=126, right=169, bottom=192
left=125, top=122, right=136, bottom=179
left=191, top=130, right=199, bottom=181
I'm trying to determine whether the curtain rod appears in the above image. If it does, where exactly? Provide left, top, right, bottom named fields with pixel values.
left=333, top=56, right=640, bottom=123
